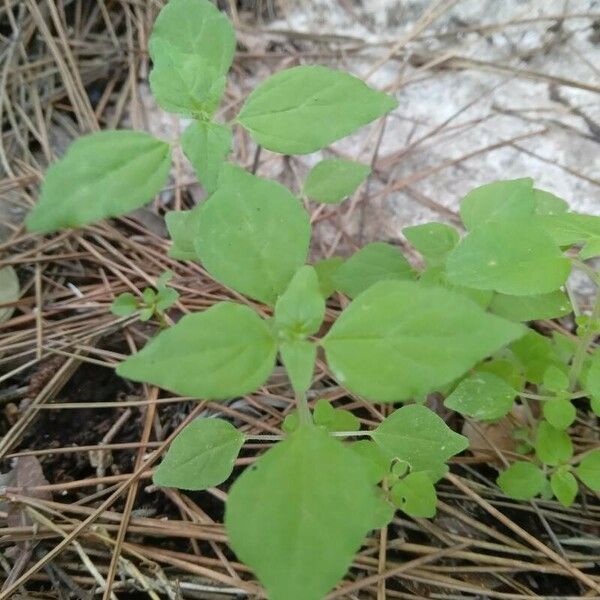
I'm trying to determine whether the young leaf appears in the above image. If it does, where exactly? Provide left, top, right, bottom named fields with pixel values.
left=110, top=293, right=139, bottom=317
left=533, top=189, right=569, bottom=215
left=314, top=399, right=361, bottom=433
left=165, top=208, right=202, bottom=260
left=181, top=121, right=231, bottom=192
left=550, top=468, right=578, bottom=507
left=535, top=421, right=573, bottom=466
left=225, top=426, right=388, bottom=600
left=0, top=266, right=19, bottom=323
left=443, top=372, right=515, bottom=421
left=280, top=340, right=316, bottom=394
left=322, top=280, right=524, bottom=402
left=149, top=41, right=225, bottom=117
left=371, top=405, right=468, bottom=477
left=510, top=330, right=565, bottom=384
left=26, top=131, right=171, bottom=233
left=313, top=256, right=344, bottom=298
left=237, top=65, right=397, bottom=154
left=350, top=440, right=391, bottom=484
left=497, top=461, right=546, bottom=500
left=153, top=418, right=244, bottom=490
left=420, top=265, right=493, bottom=309
left=155, top=287, right=179, bottom=311
left=150, top=0, right=235, bottom=76
left=117, top=302, right=277, bottom=399
left=391, top=471, right=437, bottom=518
left=584, top=350, right=600, bottom=398
left=543, top=397, right=576, bottom=430
left=274, top=266, right=325, bottom=337
left=195, top=166, right=311, bottom=305
left=575, top=450, right=600, bottom=491
left=403, top=222, right=459, bottom=267
left=303, top=159, right=370, bottom=204
left=543, top=366, right=569, bottom=393
left=476, top=358, right=524, bottom=391
left=332, top=242, right=414, bottom=299
left=536, top=213, right=600, bottom=246
left=489, top=290, right=572, bottom=322
left=446, top=220, right=571, bottom=296
left=459, top=178, right=534, bottom=230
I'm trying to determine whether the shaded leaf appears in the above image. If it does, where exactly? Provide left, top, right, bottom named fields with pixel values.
left=550, top=468, right=578, bottom=507
left=280, top=340, right=316, bottom=394
left=497, top=461, right=546, bottom=500
left=576, top=450, right=600, bottom=491
left=391, top=471, right=437, bottom=518
left=489, top=290, right=571, bottom=321
left=535, top=421, right=573, bottom=466
left=303, top=159, right=370, bottom=203
left=403, top=222, right=459, bottom=267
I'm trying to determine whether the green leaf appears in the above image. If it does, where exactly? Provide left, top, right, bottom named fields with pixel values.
left=580, top=238, right=600, bottom=260
left=280, top=340, right=316, bottom=394
left=535, top=421, right=573, bottom=466
left=225, top=425, right=387, bottom=600
left=165, top=208, right=202, bottom=260
left=313, top=399, right=360, bottom=433
left=510, top=330, right=565, bottom=384
left=371, top=405, right=468, bottom=477
left=459, top=178, right=534, bottom=230
left=181, top=121, right=231, bottom=192
left=150, top=0, right=235, bottom=75
left=446, top=219, right=571, bottom=296
left=26, top=131, right=171, bottom=233
left=584, top=350, right=600, bottom=398
left=576, top=450, right=600, bottom=491
left=536, top=213, right=600, bottom=246
left=195, top=166, right=311, bottom=305
left=238, top=65, right=397, bottom=154
left=403, top=222, right=459, bottom=267
left=533, top=189, right=569, bottom=216
left=139, top=307, right=154, bottom=322
left=322, top=280, right=524, bottom=402
left=350, top=440, right=390, bottom=484
left=110, top=293, right=139, bottom=317
left=153, top=418, right=244, bottom=490
left=391, top=471, right=437, bottom=518
left=550, top=468, right=578, bottom=507
left=420, top=265, right=493, bottom=309
left=543, top=397, right=576, bottom=430
left=444, top=372, right=515, bottom=421
left=117, top=302, right=277, bottom=399
left=591, top=396, right=600, bottom=417
left=275, top=266, right=325, bottom=338
left=282, top=411, right=300, bottom=433
left=155, top=287, right=179, bottom=311
left=303, top=159, right=370, bottom=204
left=313, top=256, right=344, bottom=298
left=497, top=461, right=546, bottom=500
left=475, top=359, right=524, bottom=392
left=543, top=366, right=569, bottom=393
left=489, top=290, right=571, bottom=322
left=332, top=243, right=414, bottom=299
left=0, top=266, right=19, bottom=323
left=149, top=40, right=225, bottom=117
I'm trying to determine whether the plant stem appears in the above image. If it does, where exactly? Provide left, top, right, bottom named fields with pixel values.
left=569, top=286, right=600, bottom=389
left=296, top=391, right=312, bottom=425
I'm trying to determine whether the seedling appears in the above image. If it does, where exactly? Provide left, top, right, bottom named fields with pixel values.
left=24, top=0, right=600, bottom=597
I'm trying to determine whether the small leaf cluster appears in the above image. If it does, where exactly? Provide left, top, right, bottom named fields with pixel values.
left=23, top=0, right=600, bottom=598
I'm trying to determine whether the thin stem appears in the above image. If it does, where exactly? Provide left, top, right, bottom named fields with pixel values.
left=244, top=430, right=372, bottom=443
left=331, top=431, right=372, bottom=438
left=296, top=391, right=312, bottom=425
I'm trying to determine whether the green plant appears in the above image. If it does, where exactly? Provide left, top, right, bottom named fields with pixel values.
left=24, top=0, right=600, bottom=597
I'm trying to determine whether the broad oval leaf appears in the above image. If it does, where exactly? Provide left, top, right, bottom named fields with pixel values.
left=150, top=0, right=235, bottom=75
left=459, top=178, right=534, bottom=229
left=497, top=461, right=546, bottom=500
left=446, top=219, right=571, bottom=296
left=444, top=372, right=515, bottom=421
left=322, top=280, right=524, bottom=402
left=195, top=166, right=311, bottom=305
left=537, top=213, right=600, bottom=246
left=372, top=405, right=468, bottom=478
left=26, top=131, right=171, bottom=233
left=238, top=65, right=397, bottom=154
left=0, top=266, right=19, bottom=323
left=576, top=450, right=600, bottom=491
left=550, top=468, right=578, bottom=507
left=153, top=418, right=244, bottom=490
left=333, top=242, right=414, bottom=299
left=391, top=471, right=437, bottom=518
left=403, top=222, right=459, bottom=267
left=489, top=290, right=572, bottom=321
left=181, top=121, right=231, bottom=192
left=275, top=266, right=325, bottom=337
left=535, top=421, right=573, bottom=466
left=117, top=302, right=277, bottom=399
left=543, top=398, right=576, bottom=430
left=225, top=425, right=387, bottom=600
left=303, top=159, right=370, bottom=204
left=165, top=207, right=202, bottom=261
